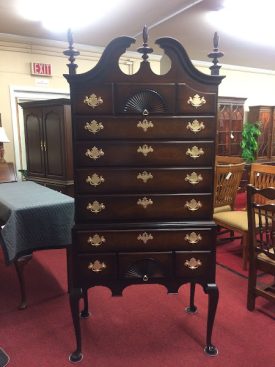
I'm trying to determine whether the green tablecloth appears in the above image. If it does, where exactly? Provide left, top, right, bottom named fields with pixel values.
left=0, top=181, right=74, bottom=263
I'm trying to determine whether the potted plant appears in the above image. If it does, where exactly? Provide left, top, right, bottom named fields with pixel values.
left=240, top=121, right=261, bottom=163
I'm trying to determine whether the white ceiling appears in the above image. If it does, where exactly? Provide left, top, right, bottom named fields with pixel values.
left=1, top=0, right=275, bottom=71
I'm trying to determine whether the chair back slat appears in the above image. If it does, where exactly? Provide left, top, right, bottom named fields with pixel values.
left=214, top=161, right=245, bottom=210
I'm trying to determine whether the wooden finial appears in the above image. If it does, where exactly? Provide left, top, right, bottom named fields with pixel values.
left=63, top=28, right=80, bottom=75
left=137, top=25, right=153, bottom=62
left=207, top=32, right=224, bottom=76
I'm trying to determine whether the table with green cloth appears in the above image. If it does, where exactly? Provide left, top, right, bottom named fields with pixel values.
left=0, top=181, right=74, bottom=264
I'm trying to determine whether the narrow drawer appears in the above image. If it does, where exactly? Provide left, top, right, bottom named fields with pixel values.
left=177, top=84, right=217, bottom=114
left=175, top=251, right=215, bottom=279
left=75, top=167, right=213, bottom=194
left=75, top=141, right=214, bottom=167
left=72, top=83, right=113, bottom=114
left=75, top=227, right=216, bottom=253
left=76, top=253, right=117, bottom=284
left=119, top=252, right=172, bottom=281
left=75, top=193, right=213, bottom=222
left=74, top=116, right=216, bottom=140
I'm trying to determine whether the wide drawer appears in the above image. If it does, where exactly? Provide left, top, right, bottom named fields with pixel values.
left=74, top=116, right=216, bottom=140
left=75, top=141, right=214, bottom=167
left=75, top=227, right=216, bottom=253
left=75, top=253, right=117, bottom=284
left=75, top=167, right=213, bottom=194
left=75, top=193, right=213, bottom=222
left=175, top=251, right=215, bottom=279
left=119, top=252, right=172, bottom=281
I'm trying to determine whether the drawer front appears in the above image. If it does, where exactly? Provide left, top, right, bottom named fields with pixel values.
left=74, top=116, right=216, bottom=140
left=75, top=167, right=213, bottom=194
left=72, top=84, right=113, bottom=114
left=177, top=84, right=217, bottom=114
left=175, top=251, right=215, bottom=279
left=76, top=253, right=117, bottom=283
left=75, top=194, right=213, bottom=222
left=119, top=252, right=172, bottom=280
left=115, top=83, right=176, bottom=114
left=75, top=227, right=216, bottom=253
left=75, top=141, right=214, bottom=167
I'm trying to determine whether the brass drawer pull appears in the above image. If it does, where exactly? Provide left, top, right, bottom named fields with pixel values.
left=86, top=201, right=105, bottom=213
left=184, top=199, right=202, bottom=211
left=84, top=120, right=104, bottom=134
left=137, top=232, right=153, bottom=244
left=83, top=94, right=103, bottom=108
left=87, top=234, right=106, bottom=247
left=187, top=94, right=206, bottom=108
left=85, top=147, right=104, bottom=160
left=137, top=118, right=154, bottom=132
left=86, top=173, right=105, bottom=186
left=137, top=144, right=154, bottom=156
left=137, top=171, right=153, bottom=183
left=186, top=119, right=205, bottom=133
left=137, top=197, right=153, bottom=209
left=185, top=172, right=203, bottom=185
left=184, top=232, right=202, bottom=244
left=184, top=257, right=202, bottom=270
left=88, top=260, right=106, bottom=272
left=186, top=146, right=204, bottom=159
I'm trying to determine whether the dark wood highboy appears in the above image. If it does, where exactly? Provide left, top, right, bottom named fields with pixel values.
left=64, top=28, right=224, bottom=362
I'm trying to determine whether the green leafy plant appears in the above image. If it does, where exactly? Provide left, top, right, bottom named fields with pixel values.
left=240, top=121, right=261, bottom=163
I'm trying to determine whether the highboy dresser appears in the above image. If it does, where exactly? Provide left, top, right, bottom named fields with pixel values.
left=64, top=27, right=224, bottom=362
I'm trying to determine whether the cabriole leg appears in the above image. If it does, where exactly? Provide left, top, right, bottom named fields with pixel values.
left=69, top=288, right=83, bottom=363
left=204, top=283, right=219, bottom=356
left=185, top=282, right=197, bottom=314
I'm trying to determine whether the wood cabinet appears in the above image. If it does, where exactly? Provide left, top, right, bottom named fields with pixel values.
left=217, top=97, right=246, bottom=156
left=64, top=31, right=223, bottom=362
left=20, top=99, right=74, bottom=195
left=248, top=105, right=275, bottom=161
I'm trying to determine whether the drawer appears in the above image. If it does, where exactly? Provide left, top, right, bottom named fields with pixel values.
left=115, top=83, right=176, bottom=114
left=75, top=167, right=213, bottom=194
left=74, top=141, right=214, bottom=167
left=76, top=253, right=117, bottom=284
left=74, top=116, right=216, bottom=140
left=71, top=83, right=114, bottom=114
left=75, top=193, right=213, bottom=222
left=119, top=252, right=172, bottom=280
left=177, top=84, right=217, bottom=114
left=75, top=227, right=216, bottom=253
left=175, top=251, right=215, bottom=279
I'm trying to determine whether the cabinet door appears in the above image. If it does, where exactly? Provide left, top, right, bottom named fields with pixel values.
left=43, top=106, right=66, bottom=179
left=24, top=107, right=45, bottom=177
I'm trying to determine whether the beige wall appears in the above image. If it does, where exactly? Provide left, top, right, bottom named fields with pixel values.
left=2, top=36, right=275, bottom=171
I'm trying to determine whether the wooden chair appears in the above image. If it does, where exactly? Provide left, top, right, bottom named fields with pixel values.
left=214, top=161, right=245, bottom=214
left=214, top=163, right=275, bottom=270
left=246, top=184, right=275, bottom=311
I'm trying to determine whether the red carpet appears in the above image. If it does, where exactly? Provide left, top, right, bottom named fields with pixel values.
left=0, top=248, right=275, bottom=367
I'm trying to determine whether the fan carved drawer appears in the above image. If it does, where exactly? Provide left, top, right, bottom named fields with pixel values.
left=118, top=252, right=172, bottom=281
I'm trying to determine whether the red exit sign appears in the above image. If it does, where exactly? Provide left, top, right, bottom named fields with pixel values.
left=31, top=63, right=52, bottom=76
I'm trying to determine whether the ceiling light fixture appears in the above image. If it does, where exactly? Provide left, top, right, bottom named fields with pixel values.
left=206, top=0, right=275, bottom=48
left=15, top=0, right=124, bottom=33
